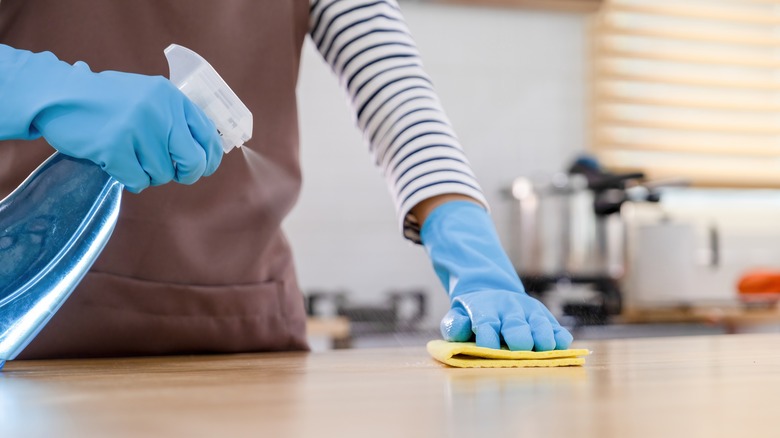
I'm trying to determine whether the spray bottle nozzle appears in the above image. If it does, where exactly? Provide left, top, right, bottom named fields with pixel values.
left=165, top=44, right=253, bottom=153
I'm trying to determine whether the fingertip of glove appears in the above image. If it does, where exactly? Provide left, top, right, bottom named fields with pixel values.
left=474, top=323, right=501, bottom=350
left=440, top=308, right=472, bottom=342
left=204, top=148, right=223, bottom=177
left=554, top=327, right=574, bottom=350
left=533, top=335, right=556, bottom=352
left=528, top=316, right=557, bottom=351
left=174, top=157, right=207, bottom=186
left=502, top=325, right=535, bottom=351
left=174, top=175, right=200, bottom=186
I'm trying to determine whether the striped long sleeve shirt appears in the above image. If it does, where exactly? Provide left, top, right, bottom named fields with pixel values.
left=308, top=0, right=488, bottom=242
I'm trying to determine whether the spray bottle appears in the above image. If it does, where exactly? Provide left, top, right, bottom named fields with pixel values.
left=0, top=45, right=252, bottom=369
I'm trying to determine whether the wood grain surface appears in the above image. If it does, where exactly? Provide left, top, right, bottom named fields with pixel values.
left=2, top=333, right=780, bottom=437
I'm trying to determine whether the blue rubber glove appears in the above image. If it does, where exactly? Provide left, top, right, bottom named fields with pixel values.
left=0, top=44, right=222, bottom=193
left=421, top=201, right=573, bottom=351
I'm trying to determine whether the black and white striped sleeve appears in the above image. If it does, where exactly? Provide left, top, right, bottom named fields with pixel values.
left=308, top=0, right=489, bottom=243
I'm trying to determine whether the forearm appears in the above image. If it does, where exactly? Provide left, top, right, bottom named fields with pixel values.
left=308, top=0, right=488, bottom=241
left=0, top=44, right=48, bottom=140
left=410, top=193, right=481, bottom=226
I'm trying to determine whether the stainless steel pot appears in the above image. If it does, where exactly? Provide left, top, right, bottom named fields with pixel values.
left=508, top=173, right=626, bottom=280
left=505, top=159, right=661, bottom=322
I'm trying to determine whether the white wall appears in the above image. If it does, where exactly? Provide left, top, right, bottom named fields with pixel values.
left=285, top=3, right=588, bottom=327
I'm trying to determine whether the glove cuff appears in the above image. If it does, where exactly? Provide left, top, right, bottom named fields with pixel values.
left=0, top=45, right=79, bottom=140
left=420, top=200, right=525, bottom=298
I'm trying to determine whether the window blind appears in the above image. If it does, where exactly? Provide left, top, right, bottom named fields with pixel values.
left=591, top=0, right=780, bottom=187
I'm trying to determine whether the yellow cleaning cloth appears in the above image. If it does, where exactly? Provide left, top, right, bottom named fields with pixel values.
left=427, top=340, right=590, bottom=368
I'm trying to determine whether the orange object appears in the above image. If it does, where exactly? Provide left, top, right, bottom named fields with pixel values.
left=737, top=270, right=780, bottom=295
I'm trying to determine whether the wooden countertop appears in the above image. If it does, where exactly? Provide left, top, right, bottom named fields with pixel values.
left=2, top=333, right=780, bottom=437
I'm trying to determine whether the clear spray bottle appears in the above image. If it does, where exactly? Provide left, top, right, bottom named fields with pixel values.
left=0, top=45, right=253, bottom=369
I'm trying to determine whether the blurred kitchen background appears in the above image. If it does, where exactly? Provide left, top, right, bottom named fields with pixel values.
left=286, top=0, right=780, bottom=350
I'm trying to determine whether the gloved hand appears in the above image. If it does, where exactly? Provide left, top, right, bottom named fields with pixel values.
left=421, top=200, right=573, bottom=351
left=0, top=44, right=222, bottom=193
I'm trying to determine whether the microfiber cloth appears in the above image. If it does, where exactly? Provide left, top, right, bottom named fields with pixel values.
left=427, top=340, right=590, bottom=368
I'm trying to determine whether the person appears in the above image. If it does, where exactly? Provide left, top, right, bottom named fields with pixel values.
left=0, top=0, right=572, bottom=359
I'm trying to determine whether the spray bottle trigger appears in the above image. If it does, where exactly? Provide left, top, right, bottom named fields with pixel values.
left=164, top=44, right=253, bottom=153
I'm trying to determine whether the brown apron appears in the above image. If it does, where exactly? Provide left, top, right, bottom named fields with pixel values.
left=0, top=0, right=311, bottom=358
